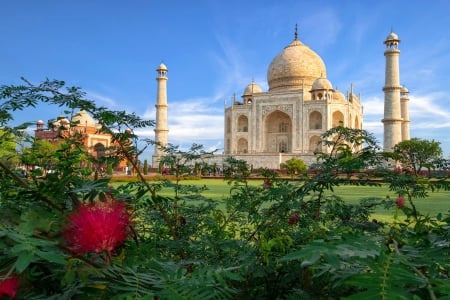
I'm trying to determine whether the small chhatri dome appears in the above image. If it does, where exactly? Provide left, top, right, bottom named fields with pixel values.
left=401, top=86, right=409, bottom=93
left=37, top=120, right=44, bottom=125
left=384, top=31, right=400, bottom=46
left=243, top=81, right=263, bottom=95
left=311, top=77, right=333, bottom=91
left=71, top=110, right=96, bottom=127
left=157, top=63, right=168, bottom=71
left=333, top=90, right=346, bottom=101
left=267, top=28, right=327, bottom=92
left=386, top=31, right=399, bottom=41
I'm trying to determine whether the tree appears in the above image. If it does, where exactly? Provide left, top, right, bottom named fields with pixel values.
left=143, top=159, right=148, bottom=175
left=315, top=126, right=384, bottom=177
left=280, top=157, right=307, bottom=178
left=21, top=139, right=60, bottom=175
left=0, top=129, right=19, bottom=168
left=393, top=138, right=443, bottom=176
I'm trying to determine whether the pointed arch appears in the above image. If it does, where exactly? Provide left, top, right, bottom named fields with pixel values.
left=93, top=142, right=106, bottom=158
left=238, top=115, right=248, bottom=132
left=332, top=111, right=344, bottom=127
left=264, top=110, right=292, bottom=153
left=309, top=111, right=323, bottom=129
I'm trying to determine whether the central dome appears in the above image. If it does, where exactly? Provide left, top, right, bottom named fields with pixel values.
left=267, top=38, right=326, bottom=92
left=71, top=110, right=96, bottom=127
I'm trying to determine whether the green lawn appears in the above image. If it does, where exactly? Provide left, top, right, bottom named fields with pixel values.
left=120, top=178, right=450, bottom=221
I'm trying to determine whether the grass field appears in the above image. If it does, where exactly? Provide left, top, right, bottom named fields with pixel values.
left=120, top=178, right=450, bottom=221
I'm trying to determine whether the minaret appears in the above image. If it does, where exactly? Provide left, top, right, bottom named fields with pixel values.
left=382, top=32, right=403, bottom=152
left=152, top=63, right=169, bottom=167
left=400, top=86, right=410, bottom=141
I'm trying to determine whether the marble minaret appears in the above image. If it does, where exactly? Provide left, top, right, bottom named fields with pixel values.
left=152, top=63, right=169, bottom=167
left=400, top=86, right=410, bottom=141
left=382, top=32, right=403, bottom=152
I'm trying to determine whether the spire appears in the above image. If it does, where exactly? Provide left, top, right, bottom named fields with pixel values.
left=294, top=24, right=298, bottom=40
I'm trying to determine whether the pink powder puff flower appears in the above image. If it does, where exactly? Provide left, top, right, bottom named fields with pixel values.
left=63, top=200, right=131, bottom=256
left=395, top=196, right=405, bottom=208
left=263, top=180, right=272, bottom=189
left=0, top=274, right=19, bottom=299
left=288, top=213, right=300, bottom=225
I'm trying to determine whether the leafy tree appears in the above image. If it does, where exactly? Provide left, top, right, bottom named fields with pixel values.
left=21, top=138, right=60, bottom=175
left=280, top=157, right=307, bottom=178
left=0, top=128, right=19, bottom=167
left=222, top=156, right=252, bottom=186
left=317, top=126, right=384, bottom=176
left=393, top=137, right=443, bottom=176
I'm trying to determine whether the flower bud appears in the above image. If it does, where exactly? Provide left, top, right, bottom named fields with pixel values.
left=396, top=196, right=405, bottom=208
left=288, top=213, right=300, bottom=225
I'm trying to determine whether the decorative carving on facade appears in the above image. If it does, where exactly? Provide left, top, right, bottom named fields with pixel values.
left=262, top=104, right=293, bottom=117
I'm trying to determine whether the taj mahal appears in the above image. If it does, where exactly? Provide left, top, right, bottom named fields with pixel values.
left=152, top=28, right=410, bottom=169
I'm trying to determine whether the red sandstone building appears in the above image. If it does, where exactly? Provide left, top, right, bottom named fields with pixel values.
left=34, top=110, right=127, bottom=172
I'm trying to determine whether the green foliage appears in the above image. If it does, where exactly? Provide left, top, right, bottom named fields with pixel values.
left=0, top=128, right=23, bottom=169
left=280, top=157, right=307, bottom=178
left=143, top=159, right=148, bottom=175
left=1, top=79, right=449, bottom=299
left=393, top=137, right=444, bottom=176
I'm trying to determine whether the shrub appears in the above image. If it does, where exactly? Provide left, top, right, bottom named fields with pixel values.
left=0, top=79, right=449, bottom=299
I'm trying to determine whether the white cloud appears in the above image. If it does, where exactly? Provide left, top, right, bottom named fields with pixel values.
left=137, top=97, right=224, bottom=146
left=86, top=91, right=119, bottom=108
left=409, top=93, right=450, bottom=121
left=362, top=96, right=384, bottom=116
left=363, top=121, right=383, bottom=134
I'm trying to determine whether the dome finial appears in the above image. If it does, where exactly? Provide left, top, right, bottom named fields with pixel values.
left=294, top=23, right=298, bottom=40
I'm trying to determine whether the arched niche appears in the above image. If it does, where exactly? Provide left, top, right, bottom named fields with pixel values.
left=309, top=111, right=323, bottom=130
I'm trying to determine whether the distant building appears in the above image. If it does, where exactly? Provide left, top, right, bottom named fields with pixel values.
left=35, top=110, right=127, bottom=171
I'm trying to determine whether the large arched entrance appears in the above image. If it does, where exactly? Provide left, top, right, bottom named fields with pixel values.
left=264, top=110, right=292, bottom=153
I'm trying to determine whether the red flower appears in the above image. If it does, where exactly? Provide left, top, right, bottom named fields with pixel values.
left=63, top=200, right=130, bottom=256
left=263, top=180, right=272, bottom=189
left=0, top=275, right=19, bottom=299
left=288, top=213, right=300, bottom=225
left=396, top=196, right=405, bottom=208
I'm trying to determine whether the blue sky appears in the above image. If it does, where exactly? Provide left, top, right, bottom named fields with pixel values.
left=2, top=0, right=450, bottom=159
